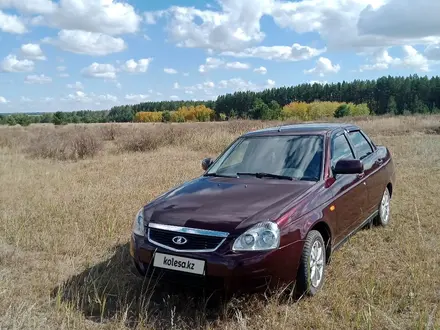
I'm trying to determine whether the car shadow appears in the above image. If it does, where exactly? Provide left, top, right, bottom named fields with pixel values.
left=52, top=243, right=245, bottom=329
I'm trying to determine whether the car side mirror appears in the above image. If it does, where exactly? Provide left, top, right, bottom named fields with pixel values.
left=333, top=159, right=364, bottom=175
left=201, top=158, right=213, bottom=171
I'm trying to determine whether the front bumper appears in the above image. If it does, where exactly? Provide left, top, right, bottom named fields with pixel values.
left=130, top=233, right=304, bottom=292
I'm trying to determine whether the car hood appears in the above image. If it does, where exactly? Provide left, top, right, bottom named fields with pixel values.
left=146, top=176, right=316, bottom=234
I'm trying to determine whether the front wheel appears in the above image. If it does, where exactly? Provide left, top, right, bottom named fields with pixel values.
left=296, top=230, right=326, bottom=296
left=374, top=187, right=391, bottom=226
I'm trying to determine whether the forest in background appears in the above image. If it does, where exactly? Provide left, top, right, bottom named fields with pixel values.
left=2, top=74, right=440, bottom=126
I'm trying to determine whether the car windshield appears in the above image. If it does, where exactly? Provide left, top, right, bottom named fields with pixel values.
left=206, top=135, right=324, bottom=181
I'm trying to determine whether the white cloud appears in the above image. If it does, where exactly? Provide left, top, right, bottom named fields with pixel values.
left=170, top=95, right=179, bottom=100
left=67, top=81, right=84, bottom=90
left=56, top=65, right=66, bottom=72
left=164, top=68, right=178, bottom=74
left=425, top=44, right=440, bottom=60
left=304, top=57, right=340, bottom=76
left=0, top=0, right=56, bottom=15
left=121, top=58, right=152, bottom=73
left=222, top=43, right=326, bottom=61
left=125, top=94, right=149, bottom=101
left=359, top=48, right=400, bottom=71
left=225, top=61, right=250, bottom=70
left=62, top=91, right=118, bottom=103
left=21, top=43, right=46, bottom=60
left=183, top=72, right=190, bottom=77
left=163, top=0, right=272, bottom=51
left=173, top=82, right=180, bottom=89
left=358, top=0, right=440, bottom=40
left=0, top=96, right=9, bottom=104
left=199, top=57, right=251, bottom=72
left=64, top=90, right=90, bottom=102
left=30, top=0, right=141, bottom=36
left=0, top=10, right=27, bottom=34
left=199, top=57, right=224, bottom=72
left=97, top=93, right=118, bottom=102
left=25, top=74, right=52, bottom=84
left=81, top=62, right=117, bottom=80
left=20, top=96, right=32, bottom=102
left=1, top=54, right=34, bottom=72
left=185, top=90, right=194, bottom=95
left=218, top=78, right=258, bottom=91
left=59, top=73, right=69, bottom=78
left=266, top=79, right=276, bottom=87
left=253, top=66, right=267, bottom=74
left=45, top=30, right=126, bottom=56
left=359, top=46, right=429, bottom=72
left=401, top=45, right=429, bottom=72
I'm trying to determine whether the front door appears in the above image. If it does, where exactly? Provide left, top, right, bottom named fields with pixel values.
left=347, top=130, right=384, bottom=217
left=330, top=132, right=369, bottom=244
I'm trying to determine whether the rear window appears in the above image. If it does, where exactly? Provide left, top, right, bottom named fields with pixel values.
left=349, top=131, right=373, bottom=160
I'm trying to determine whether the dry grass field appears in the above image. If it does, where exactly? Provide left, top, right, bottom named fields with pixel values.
left=1, top=115, right=440, bottom=329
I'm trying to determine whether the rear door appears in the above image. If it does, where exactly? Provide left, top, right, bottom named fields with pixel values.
left=330, top=132, right=369, bottom=243
left=347, top=130, right=384, bottom=217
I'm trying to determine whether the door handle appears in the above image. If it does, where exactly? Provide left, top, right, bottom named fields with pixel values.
left=376, top=158, right=384, bottom=165
left=357, top=172, right=365, bottom=179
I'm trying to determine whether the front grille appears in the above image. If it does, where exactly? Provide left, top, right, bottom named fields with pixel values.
left=148, top=228, right=225, bottom=251
left=146, top=223, right=229, bottom=252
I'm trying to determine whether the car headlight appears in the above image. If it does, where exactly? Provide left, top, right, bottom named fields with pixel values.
left=132, top=208, right=145, bottom=236
left=232, top=222, right=280, bottom=252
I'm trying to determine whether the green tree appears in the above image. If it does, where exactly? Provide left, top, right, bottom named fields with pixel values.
left=162, top=111, right=171, bottom=122
left=250, top=98, right=270, bottom=119
left=6, top=116, right=17, bottom=126
left=108, top=106, right=133, bottom=122
left=13, top=114, right=32, bottom=126
left=52, top=111, right=66, bottom=125
left=386, top=96, right=398, bottom=115
left=334, top=104, right=350, bottom=118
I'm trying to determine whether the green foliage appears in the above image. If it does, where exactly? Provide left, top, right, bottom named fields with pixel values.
left=2, top=74, right=440, bottom=124
left=162, top=111, right=171, bottom=122
left=6, top=116, right=17, bottom=126
left=52, top=111, right=67, bottom=125
left=387, top=96, right=397, bottom=115
left=350, top=103, right=371, bottom=117
left=108, top=106, right=133, bottom=122
left=334, top=104, right=351, bottom=118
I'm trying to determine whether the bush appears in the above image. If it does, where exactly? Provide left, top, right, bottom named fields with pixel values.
left=173, top=105, right=215, bottom=122
left=26, top=127, right=103, bottom=161
left=116, top=127, right=164, bottom=152
left=100, top=124, right=119, bottom=141
left=335, top=104, right=351, bottom=118
left=162, top=111, right=171, bottom=122
left=282, top=102, right=310, bottom=120
left=351, top=103, right=371, bottom=116
left=134, top=111, right=163, bottom=122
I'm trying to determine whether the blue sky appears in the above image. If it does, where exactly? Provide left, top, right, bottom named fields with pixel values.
left=0, top=0, right=439, bottom=113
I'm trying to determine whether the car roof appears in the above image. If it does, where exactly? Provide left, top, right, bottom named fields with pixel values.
left=242, top=122, right=360, bottom=137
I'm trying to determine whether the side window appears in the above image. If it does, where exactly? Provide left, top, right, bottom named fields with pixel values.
left=348, top=131, right=373, bottom=160
left=331, top=134, right=354, bottom=168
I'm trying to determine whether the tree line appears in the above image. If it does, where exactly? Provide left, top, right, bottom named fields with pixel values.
left=1, top=74, right=440, bottom=126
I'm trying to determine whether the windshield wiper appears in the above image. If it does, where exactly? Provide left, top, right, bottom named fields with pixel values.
left=204, top=173, right=237, bottom=178
left=237, top=172, right=295, bottom=181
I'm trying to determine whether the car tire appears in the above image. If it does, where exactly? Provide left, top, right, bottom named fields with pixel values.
left=296, top=230, right=326, bottom=297
left=374, top=187, right=391, bottom=226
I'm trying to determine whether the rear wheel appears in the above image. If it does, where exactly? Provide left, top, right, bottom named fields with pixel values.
left=296, top=230, right=326, bottom=296
left=374, top=187, right=391, bottom=226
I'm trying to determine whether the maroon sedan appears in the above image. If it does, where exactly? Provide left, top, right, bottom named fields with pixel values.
left=130, top=123, right=395, bottom=295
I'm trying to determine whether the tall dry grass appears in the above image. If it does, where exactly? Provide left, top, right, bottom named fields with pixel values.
left=1, top=114, right=440, bottom=329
